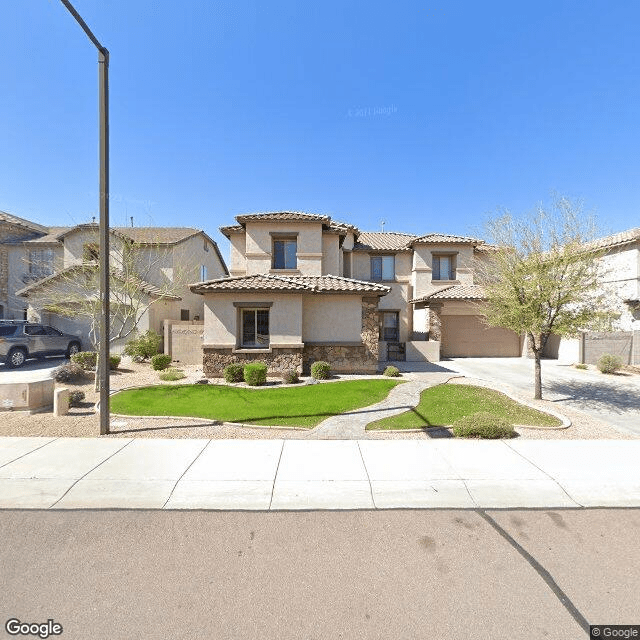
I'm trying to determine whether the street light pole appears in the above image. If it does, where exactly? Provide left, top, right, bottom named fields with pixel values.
left=59, top=0, right=110, bottom=434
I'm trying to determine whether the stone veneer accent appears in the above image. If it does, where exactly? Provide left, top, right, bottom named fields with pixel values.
left=427, top=304, right=442, bottom=341
left=0, top=248, right=8, bottom=301
left=203, top=297, right=382, bottom=377
left=203, top=347, right=303, bottom=377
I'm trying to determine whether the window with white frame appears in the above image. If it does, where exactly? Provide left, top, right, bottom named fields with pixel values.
left=370, top=255, right=395, bottom=281
left=241, top=308, right=270, bottom=348
left=432, top=254, right=456, bottom=281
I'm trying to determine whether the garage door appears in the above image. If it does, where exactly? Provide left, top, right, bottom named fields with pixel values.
left=441, top=315, right=521, bottom=357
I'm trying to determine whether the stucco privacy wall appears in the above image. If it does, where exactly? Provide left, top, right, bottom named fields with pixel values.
left=164, top=320, right=204, bottom=364
left=598, top=245, right=640, bottom=330
left=203, top=292, right=303, bottom=347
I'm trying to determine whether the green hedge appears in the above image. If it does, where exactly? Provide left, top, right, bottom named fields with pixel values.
left=123, top=330, right=162, bottom=361
left=281, top=369, right=299, bottom=384
left=71, top=351, right=97, bottom=370
left=452, top=412, right=515, bottom=439
left=597, top=354, right=622, bottom=374
left=151, top=354, right=172, bottom=371
left=223, top=363, right=244, bottom=383
left=383, top=366, right=400, bottom=377
left=244, top=363, right=267, bottom=386
left=311, top=361, right=331, bottom=380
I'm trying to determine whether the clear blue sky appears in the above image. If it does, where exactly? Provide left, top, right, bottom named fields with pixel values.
left=2, top=0, right=639, bottom=255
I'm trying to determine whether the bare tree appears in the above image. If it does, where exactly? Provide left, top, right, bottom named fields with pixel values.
left=474, top=196, right=616, bottom=399
left=21, top=232, right=187, bottom=389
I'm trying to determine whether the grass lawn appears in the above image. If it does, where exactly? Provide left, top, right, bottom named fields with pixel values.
left=366, top=383, right=562, bottom=430
left=111, top=379, right=402, bottom=428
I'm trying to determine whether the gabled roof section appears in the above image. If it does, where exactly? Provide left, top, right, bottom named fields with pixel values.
left=0, top=210, right=48, bottom=235
left=353, top=231, right=418, bottom=252
left=55, top=224, right=203, bottom=245
left=411, top=284, right=485, bottom=303
left=190, top=274, right=389, bottom=295
left=409, top=233, right=482, bottom=246
left=16, top=263, right=181, bottom=300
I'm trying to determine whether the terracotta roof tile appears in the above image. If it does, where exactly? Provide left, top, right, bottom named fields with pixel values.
left=410, top=233, right=482, bottom=245
left=583, top=227, right=640, bottom=251
left=190, top=274, right=389, bottom=295
left=235, top=212, right=330, bottom=224
left=353, top=231, right=418, bottom=252
left=0, top=210, right=48, bottom=234
left=411, top=284, right=485, bottom=302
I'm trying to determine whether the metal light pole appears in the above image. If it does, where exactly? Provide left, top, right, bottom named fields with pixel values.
left=59, top=0, right=110, bottom=434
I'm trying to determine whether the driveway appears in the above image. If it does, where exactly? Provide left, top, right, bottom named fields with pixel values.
left=442, top=357, right=640, bottom=436
left=0, top=357, right=63, bottom=382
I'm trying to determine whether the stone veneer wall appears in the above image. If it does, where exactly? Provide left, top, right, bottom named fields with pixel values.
left=0, top=248, right=8, bottom=303
left=427, top=305, right=442, bottom=341
left=203, top=347, right=303, bottom=377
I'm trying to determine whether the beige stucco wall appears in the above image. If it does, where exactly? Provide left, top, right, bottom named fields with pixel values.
left=321, top=235, right=340, bottom=275
left=302, top=294, right=362, bottom=342
left=229, top=234, right=247, bottom=276
left=203, top=292, right=303, bottom=347
left=598, top=244, right=640, bottom=330
left=412, top=244, right=475, bottom=300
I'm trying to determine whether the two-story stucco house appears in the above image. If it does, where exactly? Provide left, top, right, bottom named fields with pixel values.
left=191, top=211, right=522, bottom=377
left=0, top=213, right=227, bottom=350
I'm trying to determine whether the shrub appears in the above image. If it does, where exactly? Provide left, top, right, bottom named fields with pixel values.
left=575, top=363, right=588, bottom=370
left=71, top=351, right=97, bottom=370
left=151, top=354, right=172, bottom=371
left=223, top=363, right=245, bottom=383
left=159, top=368, right=186, bottom=381
left=383, top=366, right=400, bottom=377
left=244, top=362, right=267, bottom=386
left=452, top=412, right=515, bottom=439
left=109, top=355, right=121, bottom=370
left=68, top=390, right=86, bottom=407
left=597, top=354, right=622, bottom=374
left=311, top=360, right=331, bottom=380
left=52, top=362, right=87, bottom=384
left=123, top=330, right=162, bottom=361
left=281, top=369, right=299, bottom=384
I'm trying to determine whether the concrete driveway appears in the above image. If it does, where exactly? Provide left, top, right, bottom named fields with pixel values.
left=442, top=357, right=640, bottom=436
left=0, top=357, right=63, bottom=381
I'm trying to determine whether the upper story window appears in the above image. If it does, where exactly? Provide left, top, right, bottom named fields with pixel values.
left=371, top=255, right=395, bottom=282
left=83, top=243, right=99, bottom=263
left=200, top=265, right=208, bottom=281
left=28, top=249, right=54, bottom=278
left=432, top=254, right=456, bottom=281
left=272, top=238, right=297, bottom=270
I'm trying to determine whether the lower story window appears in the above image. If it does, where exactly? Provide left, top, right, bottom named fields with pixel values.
left=381, top=311, right=399, bottom=341
left=242, top=308, right=270, bottom=348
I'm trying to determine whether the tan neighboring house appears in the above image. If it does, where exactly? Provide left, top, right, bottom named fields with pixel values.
left=190, top=211, right=522, bottom=377
left=0, top=212, right=228, bottom=351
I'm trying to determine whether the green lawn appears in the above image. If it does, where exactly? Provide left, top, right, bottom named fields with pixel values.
left=367, top=383, right=562, bottom=430
left=111, top=379, right=402, bottom=428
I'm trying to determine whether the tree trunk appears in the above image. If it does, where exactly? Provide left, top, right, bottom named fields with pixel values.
left=534, top=351, right=542, bottom=400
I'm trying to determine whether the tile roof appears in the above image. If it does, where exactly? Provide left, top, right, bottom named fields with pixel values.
left=410, top=233, right=482, bottom=245
left=14, top=227, right=70, bottom=244
left=52, top=224, right=203, bottom=245
left=411, top=284, right=485, bottom=302
left=16, top=263, right=181, bottom=300
left=235, top=212, right=330, bottom=224
left=190, top=274, right=389, bottom=295
left=0, top=210, right=48, bottom=234
left=583, top=227, right=640, bottom=251
left=219, top=224, right=245, bottom=237
left=353, top=231, right=418, bottom=252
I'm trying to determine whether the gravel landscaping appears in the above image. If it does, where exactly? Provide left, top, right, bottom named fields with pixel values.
left=0, top=357, right=636, bottom=440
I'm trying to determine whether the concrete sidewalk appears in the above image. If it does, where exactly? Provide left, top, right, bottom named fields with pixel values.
left=1, top=436, right=639, bottom=510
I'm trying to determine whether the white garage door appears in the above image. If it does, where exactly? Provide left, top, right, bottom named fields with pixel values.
left=441, top=315, right=521, bottom=357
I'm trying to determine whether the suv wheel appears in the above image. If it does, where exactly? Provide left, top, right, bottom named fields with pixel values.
left=66, top=342, right=81, bottom=358
left=7, top=348, right=27, bottom=369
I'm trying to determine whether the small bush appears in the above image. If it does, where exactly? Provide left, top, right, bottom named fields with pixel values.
left=159, top=368, right=186, bottom=381
left=123, top=330, right=162, bottom=361
left=109, top=355, right=121, bottom=370
left=244, top=362, right=267, bottom=386
left=52, top=362, right=87, bottom=384
left=452, top=412, right=515, bottom=439
left=281, top=369, right=299, bottom=384
left=71, top=351, right=97, bottom=370
left=68, top=390, right=86, bottom=407
left=311, top=361, right=331, bottom=380
left=383, top=366, right=401, bottom=377
left=597, top=354, right=623, bottom=374
left=151, top=354, right=172, bottom=371
left=223, top=363, right=245, bottom=383
left=575, top=363, right=588, bottom=370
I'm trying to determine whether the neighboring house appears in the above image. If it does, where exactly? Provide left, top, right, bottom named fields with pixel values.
left=191, top=211, right=522, bottom=376
left=0, top=212, right=227, bottom=350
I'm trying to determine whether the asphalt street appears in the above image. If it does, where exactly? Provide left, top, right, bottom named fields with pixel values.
left=442, top=357, right=640, bottom=436
left=1, top=509, right=638, bottom=640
